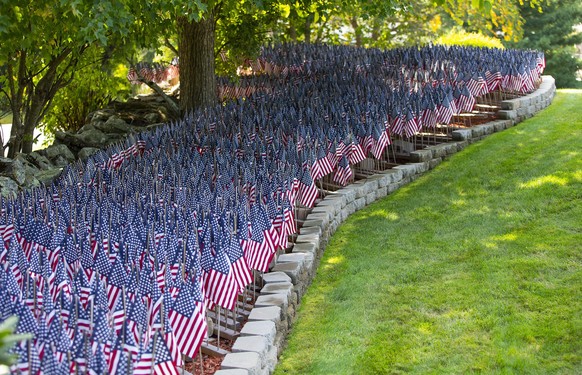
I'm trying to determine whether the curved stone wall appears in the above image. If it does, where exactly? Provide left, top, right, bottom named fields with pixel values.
left=215, top=76, right=557, bottom=375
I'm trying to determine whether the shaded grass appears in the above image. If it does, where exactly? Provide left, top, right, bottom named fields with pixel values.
left=275, top=91, right=582, bottom=375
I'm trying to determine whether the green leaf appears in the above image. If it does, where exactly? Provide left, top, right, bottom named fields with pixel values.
left=279, top=3, right=291, bottom=18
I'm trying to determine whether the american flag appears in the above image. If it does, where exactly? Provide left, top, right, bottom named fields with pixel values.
left=333, top=155, right=353, bottom=186
left=246, top=203, right=276, bottom=272
left=88, top=342, right=108, bottom=375
left=370, top=123, right=390, bottom=160
left=153, top=331, right=180, bottom=375
left=41, top=344, right=68, bottom=375
left=227, top=231, right=253, bottom=293
left=298, top=169, right=318, bottom=208
left=15, top=303, right=38, bottom=335
left=133, top=335, right=154, bottom=375
left=108, top=334, right=131, bottom=375
left=167, top=277, right=207, bottom=359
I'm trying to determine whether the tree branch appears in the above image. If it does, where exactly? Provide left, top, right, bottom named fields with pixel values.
left=164, top=38, right=179, bottom=56
left=137, top=76, right=181, bottom=119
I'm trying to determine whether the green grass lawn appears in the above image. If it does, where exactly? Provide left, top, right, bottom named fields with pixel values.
left=275, top=90, right=582, bottom=375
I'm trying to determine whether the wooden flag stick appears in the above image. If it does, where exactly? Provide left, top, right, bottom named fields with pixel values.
left=198, top=346, right=204, bottom=375
left=27, top=339, right=32, bottom=375
left=151, top=330, right=157, bottom=375
left=216, top=305, right=221, bottom=348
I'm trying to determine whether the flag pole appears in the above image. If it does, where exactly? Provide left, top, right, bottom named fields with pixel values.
left=198, top=346, right=204, bottom=375
left=151, top=330, right=157, bottom=375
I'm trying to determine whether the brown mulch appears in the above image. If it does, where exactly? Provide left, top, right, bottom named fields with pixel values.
left=181, top=338, right=235, bottom=375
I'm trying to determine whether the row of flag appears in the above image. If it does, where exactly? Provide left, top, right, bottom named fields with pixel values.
left=127, top=58, right=180, bottom=86
left=4, top=43, right=544, bottom=374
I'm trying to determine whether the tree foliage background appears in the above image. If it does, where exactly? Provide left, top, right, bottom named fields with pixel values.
left=1, top=0, right=579, bottom=158
left=505, top=0, right=582, bottom=88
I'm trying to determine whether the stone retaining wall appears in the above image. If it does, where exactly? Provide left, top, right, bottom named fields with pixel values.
left=214, top=76, right=556, bottom=375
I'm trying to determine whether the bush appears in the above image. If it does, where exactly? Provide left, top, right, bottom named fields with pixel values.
left=43, top=65, right=130, bottom=136
left=435, top=29, right=505, bottom=49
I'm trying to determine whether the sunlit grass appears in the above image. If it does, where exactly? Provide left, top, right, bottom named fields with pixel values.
left=275, top=90, right=582, bottom=374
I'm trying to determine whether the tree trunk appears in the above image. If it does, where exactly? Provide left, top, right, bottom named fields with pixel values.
left=289, top=24, right=297, bottom=42
left=7, top=114, right=23, bottom=159
left=5, top=47, right=76, bottom=157
left=304, top=13, right=314, bottom=44
left=177, top=12, right=217, bottom=114
left=351, top=17, right=363, bottom=48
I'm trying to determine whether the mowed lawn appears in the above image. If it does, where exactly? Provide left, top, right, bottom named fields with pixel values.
left=275, top=90, right=582, bottom=374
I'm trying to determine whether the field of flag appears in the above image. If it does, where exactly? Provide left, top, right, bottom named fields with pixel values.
left=2, top=43, right=544, bottom=374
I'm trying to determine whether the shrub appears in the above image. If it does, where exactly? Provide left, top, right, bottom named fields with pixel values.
left=43, top=65, right=130, bottom=136
left=435, top=29, right=505, bottom=49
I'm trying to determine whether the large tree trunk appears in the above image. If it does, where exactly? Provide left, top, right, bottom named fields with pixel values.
left=177, top=12, right=218, bottom=114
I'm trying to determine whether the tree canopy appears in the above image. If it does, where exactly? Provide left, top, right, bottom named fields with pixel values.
left=506, top=0, right=582, bottom=87
left=0, top=0, right=138, bottom=156
left=0, top=0, right=557, bottom=157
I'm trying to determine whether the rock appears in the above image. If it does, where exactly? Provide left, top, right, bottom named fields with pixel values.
left=78, top=147, right=100, bottom=161
left=43, top=144, right=75, bottom=163
left=0, top=157, right=27, bottom=185
left=23, top=169, right=40, bottom=189
left=15, top=154, right=37, bottom=169
left=27, top=151, right=53, bottom=170
left=13, top=156, right=41, bottom=188
left=144, top=113, right=160, bottom=123
left=94, top=116, right=132, bottom=134
left=56, top=129, right=120, bottom=152
left=0, top=177, right=19, bottom=198
left=52, top=155, right=71, bottom=168
left=34, top=168, right=62, bottom=185
left=77, top=123, right=97, bottom=134
left=86, top=109, right=115, bottom=123
left=76, top=128, right=122, bottom=148
left=146, top=122, right=166, bottom=130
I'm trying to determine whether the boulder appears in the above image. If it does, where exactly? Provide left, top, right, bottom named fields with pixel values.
left=54, top=131, right=81, bottom=152
left=34, top=168, right=63, bottom=185
left=77, top=128, right=122, bottom=147
left=52, top=154, right=71, bottom=168
left=14, top=155, right=42, bottom=188
left=78, top=147, right=100, bottom=161
left=0, top=157, right=27, bottom=185
left=55, top=129, right=121, bottom=153
left=43, top=144, right=75, bottom=163
left=144, top=113, right=160, bottom=123
left=77, top=123, right=97, bottom=134
left=94, top=116, right=133, bottom=134
left=27, top=151, right=53, bottom=170
left=0, top=177, right=19, bottom=198
left=23, top=167, right=40, bottom=189
left=86, top=109, right=115, bottom=123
